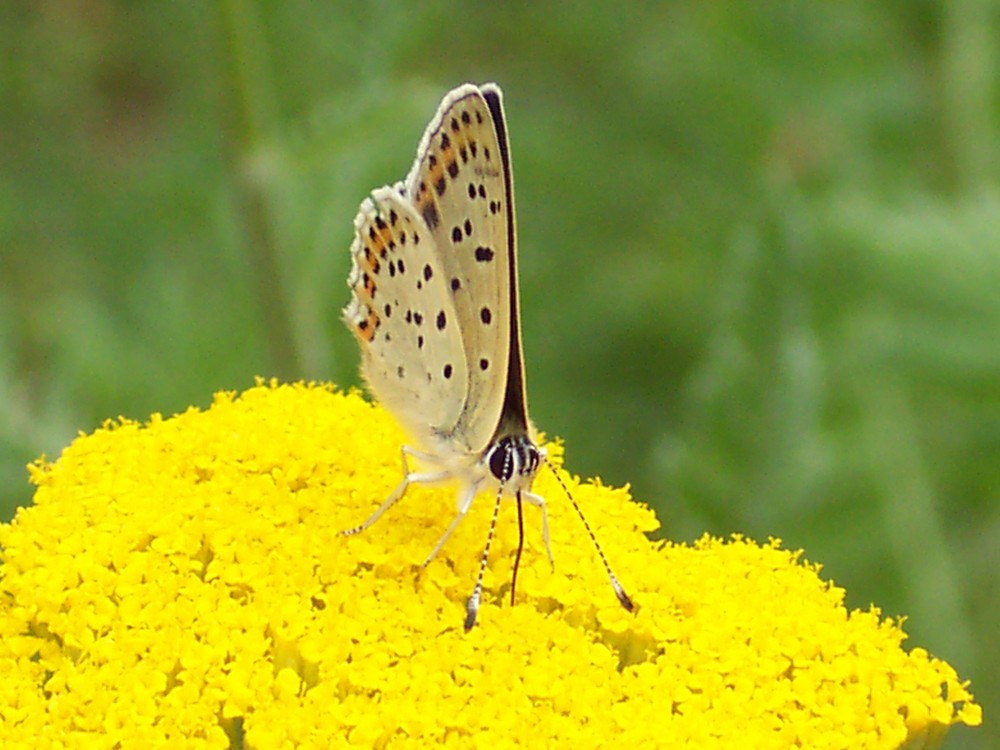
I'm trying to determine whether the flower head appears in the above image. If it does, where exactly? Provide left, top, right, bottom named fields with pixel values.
left=0, top=381, right=981, bottom=747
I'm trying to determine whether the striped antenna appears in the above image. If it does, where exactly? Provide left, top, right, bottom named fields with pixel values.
left=464, top=481, right=507, bottom=631
left=540, top=455, right=635, bottom=612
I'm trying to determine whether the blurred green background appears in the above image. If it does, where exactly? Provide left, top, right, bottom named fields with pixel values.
left=2, top=2, right=996, bottom=746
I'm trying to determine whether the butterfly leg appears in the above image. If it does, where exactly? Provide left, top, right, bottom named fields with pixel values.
left=340, top=445, right=451, bottom=537
left=421, top=481, right=479, bottom=567
left=521, top=491, right=555, bottom=568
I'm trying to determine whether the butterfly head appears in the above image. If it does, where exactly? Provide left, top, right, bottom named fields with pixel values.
left=484, top=434, right=541, bottom=495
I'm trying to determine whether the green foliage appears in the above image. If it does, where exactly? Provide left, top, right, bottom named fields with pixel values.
left=1, top=3, right=995, bottom=746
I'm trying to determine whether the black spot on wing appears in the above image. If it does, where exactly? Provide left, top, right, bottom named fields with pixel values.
left=422, top=203, right=440, bottom=230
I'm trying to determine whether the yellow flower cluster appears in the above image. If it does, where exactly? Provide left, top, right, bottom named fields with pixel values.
left=0, top=381, right=980, bottom=748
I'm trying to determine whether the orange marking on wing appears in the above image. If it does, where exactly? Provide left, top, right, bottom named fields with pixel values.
left=376, top=223, right=393, bottom=256
left=367, top=227, right=384, bottom=259
left=355, top=308, right=379, bottom=343
left=427, top=153, right=446, bottom=196
left=362, top=245, right=381, bottom=276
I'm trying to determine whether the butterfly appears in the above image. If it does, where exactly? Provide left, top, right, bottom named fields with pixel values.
left=342, top=82, right=634, bottom=629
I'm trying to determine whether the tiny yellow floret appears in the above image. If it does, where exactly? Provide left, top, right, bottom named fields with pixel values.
left=0, top=381, right=980, bottom=748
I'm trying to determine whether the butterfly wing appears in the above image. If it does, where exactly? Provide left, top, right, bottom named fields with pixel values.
left=401, top=83, right=524, bottom=453
left=344, top=187, right=468, bottom=446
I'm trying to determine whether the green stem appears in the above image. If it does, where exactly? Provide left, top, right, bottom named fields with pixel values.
left=217, top=0, right=300, bottom=379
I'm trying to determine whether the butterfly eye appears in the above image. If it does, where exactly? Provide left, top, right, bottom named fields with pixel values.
left=487, top=440, right=514, bottom=482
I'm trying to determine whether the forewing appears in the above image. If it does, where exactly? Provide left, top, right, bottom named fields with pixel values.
left=402, top=83, right=514, bottom=452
